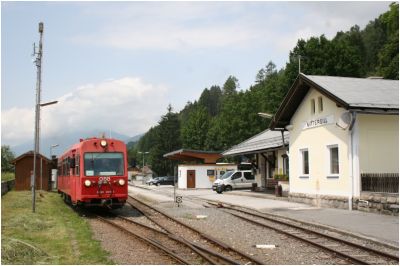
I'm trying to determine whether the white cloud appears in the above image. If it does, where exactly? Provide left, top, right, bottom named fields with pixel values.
left=1, top=77, right=169, bottom=146
left=70, top=2, right=390, bottom=53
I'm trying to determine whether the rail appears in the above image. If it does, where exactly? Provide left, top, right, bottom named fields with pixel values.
left=361, top=173, right=398, bottom=193
left=127, top=196, right=264, bottom=265
left=213, top=202, right=399, bottom=265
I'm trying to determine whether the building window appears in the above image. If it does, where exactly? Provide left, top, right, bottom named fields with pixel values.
left=318, top=96, right=323, bottom=112
left=328, top=145, right=339, bottom=175
left=311, top=99, right=315, bottom=114
left=207, top=170, right=215, bottom=176
left=282, top=155, right=289, bottom=176
left=300, top=149, right=309, bottom=176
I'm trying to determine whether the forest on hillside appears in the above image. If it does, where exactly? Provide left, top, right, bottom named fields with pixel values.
left=129, top=3, right=399, bottom=176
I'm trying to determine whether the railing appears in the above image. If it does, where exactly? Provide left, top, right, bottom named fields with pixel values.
left=361, top=173, right=398, bottom=193
left=1, top=180, right=15, bottom=196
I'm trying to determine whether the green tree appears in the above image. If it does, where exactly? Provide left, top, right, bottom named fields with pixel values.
left=199, top=85, right=222, bottom=116
left=376, top=2, right=399, bottom=79
left=222, top=75, right=239, bottom=96
left=1, top=145, right=15, bottom=172
left=181, top=106, right=210, bottom=150
left=150, top=105, right=182, bottom=176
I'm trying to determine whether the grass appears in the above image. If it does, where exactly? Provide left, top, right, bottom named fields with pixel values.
left=1, top=191, right=114, bottom=265
left=1, top=172, right=15, bottom=182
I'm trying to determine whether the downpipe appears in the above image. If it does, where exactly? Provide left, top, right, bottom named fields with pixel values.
left=348, top=111, right=357, bottom=211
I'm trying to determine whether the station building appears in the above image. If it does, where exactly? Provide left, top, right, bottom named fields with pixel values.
left=270, top=74, right=399, bottom=213
left=164, top=149, right=236, bottom=189
left=222, top=129, right=289, bottom=193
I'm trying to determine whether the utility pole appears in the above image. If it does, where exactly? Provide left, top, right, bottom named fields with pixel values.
left=32, top=22, right=44, bottom=213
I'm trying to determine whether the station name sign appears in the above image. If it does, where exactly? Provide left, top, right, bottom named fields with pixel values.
left=303, top=115, right=334, bottom=130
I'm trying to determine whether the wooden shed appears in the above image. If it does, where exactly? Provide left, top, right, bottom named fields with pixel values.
left=12, top=151, right=53, bottom=191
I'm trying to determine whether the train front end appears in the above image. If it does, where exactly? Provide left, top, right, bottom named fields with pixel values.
left=78, top=138, right=128, bottom=208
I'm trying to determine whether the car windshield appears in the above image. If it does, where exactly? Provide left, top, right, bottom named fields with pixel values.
left=84, top=153, right=124, bottom=176
left=219, top=171, right=234, bottom=180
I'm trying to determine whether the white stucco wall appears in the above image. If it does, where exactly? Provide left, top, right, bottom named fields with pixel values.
left=178, top=164, right=237, bottom=189
left=288, top=88, right=351, bottom=197
left=358, top=114, right=399, bottom=173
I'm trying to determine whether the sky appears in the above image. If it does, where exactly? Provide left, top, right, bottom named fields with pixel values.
left=1, top=1, right=392, bottom=148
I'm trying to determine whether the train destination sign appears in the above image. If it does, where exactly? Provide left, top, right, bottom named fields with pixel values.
left=302, top=115, right=334, bottom=130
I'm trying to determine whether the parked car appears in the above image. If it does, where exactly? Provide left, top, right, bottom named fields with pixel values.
left=212, top=170, right=256, bottom=193
left=146, top=177, right=160, bottom=185
left=147, top=176, right=175, bottom=186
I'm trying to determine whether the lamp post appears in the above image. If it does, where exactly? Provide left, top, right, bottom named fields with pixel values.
left=138, top=151, right=149, bottom=183
left=32, top=22, right=58, bottom=212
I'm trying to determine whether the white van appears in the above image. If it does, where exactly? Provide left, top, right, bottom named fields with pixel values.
left=212, top=170, right=256, bottom=192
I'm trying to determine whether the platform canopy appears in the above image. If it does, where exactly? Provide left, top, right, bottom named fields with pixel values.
left=163, top=149, right=223, bottom=164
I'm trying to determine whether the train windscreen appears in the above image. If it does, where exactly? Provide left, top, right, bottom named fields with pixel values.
left=84, top=153, right=124, bottom=176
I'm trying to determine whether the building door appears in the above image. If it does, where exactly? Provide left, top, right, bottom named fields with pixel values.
left=187, top=170, right=196, bottom=188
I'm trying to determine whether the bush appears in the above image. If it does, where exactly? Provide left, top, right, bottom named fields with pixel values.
left=274, top=174, right=289, bottom=181
left=1, top=172, right=15, bottom=182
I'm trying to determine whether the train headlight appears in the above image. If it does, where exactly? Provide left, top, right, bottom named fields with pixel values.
left=100, top=139, right=107, bottom=147
left=84, top=180, right=91, bottom=187
left=118, top=179, right=125, bottom=186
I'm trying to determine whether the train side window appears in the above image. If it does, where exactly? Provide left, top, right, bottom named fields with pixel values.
left=63, top=159, right=65, bottom=176
left=71, top=157, right=75, bottom=176
left=64, top=159, right=67, bottom=176
left=75, top=155, right=80, bottom=176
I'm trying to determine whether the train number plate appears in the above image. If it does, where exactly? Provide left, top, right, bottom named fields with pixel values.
left=99, top=176, right=111, bottom=183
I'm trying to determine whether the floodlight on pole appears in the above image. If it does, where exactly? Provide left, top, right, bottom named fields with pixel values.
left=138, top=151, right=149, bottom=168
left=40, top=100, right=58, bottom=107
left=32, top=21, right=44, bottom=213
left=32, top=21, right=58, bottom=212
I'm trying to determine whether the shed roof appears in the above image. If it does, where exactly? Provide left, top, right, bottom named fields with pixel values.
left=270, top=73, right=399, bottom=129
left=222, top=129, right=289, bottom=156
left=12, top=151, right=52, bottom=164
left=164, top=149, right=223, bottom=164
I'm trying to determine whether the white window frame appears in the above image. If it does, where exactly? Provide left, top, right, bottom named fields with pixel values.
left=299, top=148, right=310, bottom=178
left=326, top=144, right=339, bottom=178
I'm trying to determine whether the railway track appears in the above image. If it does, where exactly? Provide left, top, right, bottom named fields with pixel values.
left=127, top=196, right=265, bottom=265
left=95, top=213, right=242, bottom=264
left=95, top=215, right=189, bottom=264
left=210, top=202, right=399, bottom=265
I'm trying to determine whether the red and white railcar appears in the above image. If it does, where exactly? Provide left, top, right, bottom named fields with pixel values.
left=57, top=137, right=128, bottom=208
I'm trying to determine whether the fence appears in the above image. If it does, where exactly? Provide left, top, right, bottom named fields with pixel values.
left=361, top=173, right=398, bottom=193
left=1, top=179, right=15, bottom=196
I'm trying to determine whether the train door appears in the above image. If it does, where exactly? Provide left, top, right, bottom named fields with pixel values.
left=69, top=153, right=77, bottom=203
